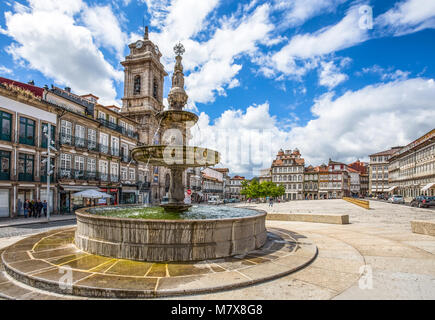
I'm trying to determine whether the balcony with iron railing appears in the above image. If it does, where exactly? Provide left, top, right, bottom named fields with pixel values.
left=98, top=118, right=139, bottom=139
left=99, top=144, right=109, bottom=154
left=0, top=171, right=10, bottom=181
left=110, top=175, right=119, bottom=183
left=58, top=169, right=99, bottom=181
left=99, top=173, right=109, bottom=182
left=111, top=148, right=120, bottom=157
left=18, top=172, right=34, bottom=182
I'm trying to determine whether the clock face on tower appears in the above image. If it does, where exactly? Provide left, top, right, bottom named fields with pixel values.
left=136, top=40, right=143, bottom=49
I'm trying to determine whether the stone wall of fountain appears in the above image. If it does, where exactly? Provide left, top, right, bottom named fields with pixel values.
left=75, top=207, right=267, bottom=262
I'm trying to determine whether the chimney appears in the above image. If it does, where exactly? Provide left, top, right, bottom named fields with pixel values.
left=28, top=80, right=35, bottom=85
left=144, top=26, right=149, bottom=40
left=65, top=87, right=71, bottom=93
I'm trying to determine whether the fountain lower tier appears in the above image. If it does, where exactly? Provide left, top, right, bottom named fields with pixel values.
left=132, top=145, right=220, bottom=212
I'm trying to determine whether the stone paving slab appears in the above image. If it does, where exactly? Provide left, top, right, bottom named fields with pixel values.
left=0, top=226, right=317, bottom=299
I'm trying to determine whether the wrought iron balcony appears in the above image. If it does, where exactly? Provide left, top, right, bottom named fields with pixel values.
left=99, top=173, right=109, bottom=182
left=111, top=148, right=120, bottom=157
left=99, top=144, right=109, bottom=154
left=60, top=133, right=73, bottom=146
left=18, top=173, right=34, bottom=182
left=98, top=118, right=139, bottom=139
left=110, top=175, right=119, bottom=182
left=0, top=171, right=10, bottom=181
left=74, top=137, right=86, bottom=148
left=59, top=168, right=72, bottom=179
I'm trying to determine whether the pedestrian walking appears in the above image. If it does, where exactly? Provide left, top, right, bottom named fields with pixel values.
left=36, top=200, right=43, bottom=218
left=23, top=200, right=29, bottom=219
left=269, top=197, right=274, bottom=207
left=28, top=200, right=34, bottom=218
left=43, top=200, right=48, bottom=217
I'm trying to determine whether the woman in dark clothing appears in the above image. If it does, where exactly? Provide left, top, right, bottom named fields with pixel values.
left=36, top=200, right=43, bottom=218
left=28, top=200, right=34, bottom=218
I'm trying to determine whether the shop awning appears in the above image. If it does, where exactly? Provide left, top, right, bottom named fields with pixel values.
left=60, top=185, right=99, bottom=192
left=386, top=186, right=398, bottom=192
left=421, top=182, right=435, bottom=191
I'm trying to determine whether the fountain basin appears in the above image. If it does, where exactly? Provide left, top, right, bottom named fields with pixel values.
left=75, top=206, right=267, bottom=262
left=131, top=145, right=220, bottom=167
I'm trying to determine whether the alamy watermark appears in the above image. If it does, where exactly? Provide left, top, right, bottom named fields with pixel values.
left=359, top=5, right=373, bottom=30
left=59, top=265, right=74, bottom=294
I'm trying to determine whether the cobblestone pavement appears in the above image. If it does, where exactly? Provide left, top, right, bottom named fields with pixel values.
left=0, top=200, right=434, bottom=300
left=0, top=220, right=77, bottom=239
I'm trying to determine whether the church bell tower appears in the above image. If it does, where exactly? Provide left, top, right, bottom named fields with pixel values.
left=120, top=27, right=169, bottom=204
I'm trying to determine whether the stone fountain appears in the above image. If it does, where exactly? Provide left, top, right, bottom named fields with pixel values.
left=131, top=43, right=219, bottom=213
left=73, top=44, right=267, bottom=262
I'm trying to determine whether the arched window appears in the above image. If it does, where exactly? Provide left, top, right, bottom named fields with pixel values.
left=153, top=78, right=158, bottom=100
left=134, top=75, right=141, bottom=95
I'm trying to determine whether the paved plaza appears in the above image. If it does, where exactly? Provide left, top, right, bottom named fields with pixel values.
left=0, top=199, right=434, bottom=300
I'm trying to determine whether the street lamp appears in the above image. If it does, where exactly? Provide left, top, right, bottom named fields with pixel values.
left=42, top=124, right=57, bottom=222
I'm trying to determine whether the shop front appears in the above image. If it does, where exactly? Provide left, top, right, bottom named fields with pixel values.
left=59, top=185, right=99, bottom=213
left=100, top=188, right=119, bottom=205
left=120, top=186, right=138, bottom=204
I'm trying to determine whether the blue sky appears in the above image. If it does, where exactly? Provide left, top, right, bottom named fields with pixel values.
left=1, top=0, right=434, bottom=176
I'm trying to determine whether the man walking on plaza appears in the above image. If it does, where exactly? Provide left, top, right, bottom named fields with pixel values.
left=36, top=200, right=43, bottom=218
left=28, top=200, right=34, bottom=218
left=269, top=197, right=274, bottom=207
left=43, top=200, right=48, bottom=217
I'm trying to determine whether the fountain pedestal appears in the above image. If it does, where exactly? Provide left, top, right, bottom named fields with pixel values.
left=161, top=166, right=191, bottom=212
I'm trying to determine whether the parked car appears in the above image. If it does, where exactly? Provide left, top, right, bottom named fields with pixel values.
left=410, top=196, right=435, bottom=208
left=208, top=196, right=223, bottom=205
left=389, top=195, right=405, bottom=204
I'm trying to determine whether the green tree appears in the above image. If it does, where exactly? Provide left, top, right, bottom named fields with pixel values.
left=241, top=180, right=285, bottom=200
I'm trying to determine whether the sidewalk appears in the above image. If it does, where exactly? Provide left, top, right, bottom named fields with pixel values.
left=0, top=214, right=76, bottom=228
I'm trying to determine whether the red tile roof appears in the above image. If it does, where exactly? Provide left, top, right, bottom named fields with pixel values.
left=0, top=77, right=44, bottom=98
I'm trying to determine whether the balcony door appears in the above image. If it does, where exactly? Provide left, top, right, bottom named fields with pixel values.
left=75, top=156, right=85, bottom=179
left=60, top=153, right=72, bottom=179
left=61, top=120, right=72, bottom=144
left=75, top=125, right=85, bottom=148
left=18, top=153, right=34, bottom=181
left=0, top=151, right=11, bottom=181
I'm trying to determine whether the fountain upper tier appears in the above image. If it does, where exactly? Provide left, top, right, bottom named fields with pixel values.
left=131, top=145, right=220, bottom=168
left=156, top=110, right=198, bottom=127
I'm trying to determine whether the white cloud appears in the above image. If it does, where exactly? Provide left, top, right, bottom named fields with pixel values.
left=137, top=1, right=275, bottom=104
left=0, top=66, right=13, bottom=75
left=360, top=65, right=411, bottom=81
left=2, top=0, right=123, bottom=105
left=265, top=5, right=369, bottom=78
left=191, top=78, right=435, bottom=176
left=81, top=5, right=127, bottom=58
left=318, top=60, right=348, bottom=89
left=376, top=0, right=435, bottom=36
left=273, top=0, right=347, bottom=28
